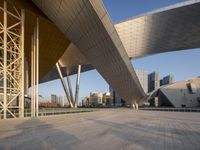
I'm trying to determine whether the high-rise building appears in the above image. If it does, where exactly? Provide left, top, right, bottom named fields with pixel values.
left=51, top=94, right=57, bottom=104
left=63, top=96, right=69, bottom=106
left=89, top=92, right=103, bottom=106
left=162, top=75, right=174, bottom=85
left=82, top=96, right=90, bottom=107
left=51, top=94, right=58, bottom=107
left=135, top=69, right=148, bottom=93
left=148, top=72, right=160, bottom=92
left=103, top=92, right=113, bottom=107
left=160, top=79, right=163, bottom=86
left=109, top=87, right=126, bottom=106
left=58, top=96, right=64, bottom=107
left=151, top=77, right=200, bottom=108
left=110, top=87, right=120, bottom=106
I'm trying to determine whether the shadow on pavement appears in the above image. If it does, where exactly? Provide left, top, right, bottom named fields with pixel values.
left=0, top=118, right=79, bottom=150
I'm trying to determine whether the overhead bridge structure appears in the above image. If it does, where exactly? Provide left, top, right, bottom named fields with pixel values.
left=0, top=0, right=200, bottom=118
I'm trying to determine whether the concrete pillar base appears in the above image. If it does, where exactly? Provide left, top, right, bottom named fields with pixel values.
left=132, top=104, right=135, bottom=110
left=135, top=103, right=139, bottom=110
left=132, top=103, right=138, bottom=110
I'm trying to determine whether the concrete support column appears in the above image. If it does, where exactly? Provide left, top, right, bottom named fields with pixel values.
left=66, top=75, right=74, bottom=106
left=35, top=18, right=39, bottom=117
left=56, top=62, right=73, bottom=108
left=132, top=104, right=135, bottom=110
left=74, top=65, right=81, bottom=108
left=31, top=34, right=35, bottom=117
left=31, top=18, right=39, bottom=117
left=132, top=103, right=138, bottom=110
left=135, top=103, right=139, bottom=110
left=19, top=9, right=25, bottom=118
left=3, top=1, right=7, bottom=119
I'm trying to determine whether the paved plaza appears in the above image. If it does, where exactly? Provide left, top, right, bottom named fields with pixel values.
left=0, top=109, right=200, bottom=150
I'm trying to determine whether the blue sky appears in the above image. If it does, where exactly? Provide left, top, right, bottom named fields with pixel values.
left=39, top=0, right=200, bottom=101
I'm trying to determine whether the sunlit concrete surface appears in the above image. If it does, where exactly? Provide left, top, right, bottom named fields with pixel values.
left=0, top=109, right=200, bottom=150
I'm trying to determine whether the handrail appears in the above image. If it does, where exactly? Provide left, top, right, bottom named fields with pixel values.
left=139, top=107, right=200, bottom=112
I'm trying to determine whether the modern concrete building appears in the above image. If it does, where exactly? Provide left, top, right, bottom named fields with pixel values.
left=102, top=92, right=113, bottom=107
left=162, top=75, right=174, bottom=85
left=109, top=87, right=122, bottom=106
left=149, top=77, right=200, bottom=108
left=89, top=92, right=103, bottom=107
left=82, top=96, right=90, bottom=107
left=148, top=72, right=160, bottom=93
left=1, top=0, right=200, bottom=118
left=58, top=96, right=64, bottom=107
left=51, top=94, right=58, bottom=107
left=159, top=77, right=200, bottom=107
left=109, top=86, right=127, bottom=107
left=135, top=69, right=148, bottom=93
left=160, top=79, right=163, bottom=87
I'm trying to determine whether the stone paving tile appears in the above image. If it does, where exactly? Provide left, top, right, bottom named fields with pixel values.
left=0, top=109, right=200, bottom=150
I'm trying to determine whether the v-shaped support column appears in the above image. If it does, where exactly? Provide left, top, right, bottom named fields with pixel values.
left=56, top=62, right=73, bottom=108
left=66, top=72, right=74, bottom=107
left=74, top=65, right=81, bottom=108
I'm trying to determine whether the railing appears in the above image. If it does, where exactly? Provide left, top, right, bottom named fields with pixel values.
left=139, top=107, right=200, bottom=112
left=0, top=108, right=98, bottom=119
left=38, top=108, right=97, bottom=117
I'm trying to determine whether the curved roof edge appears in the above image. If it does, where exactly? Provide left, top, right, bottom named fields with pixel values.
left=116, top=0, right=200, bottom=24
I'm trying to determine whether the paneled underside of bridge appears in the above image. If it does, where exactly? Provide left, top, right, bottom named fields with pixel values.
left=42, top=0, right=200, bottom=83
left=33, top=0, right=146, bottom=104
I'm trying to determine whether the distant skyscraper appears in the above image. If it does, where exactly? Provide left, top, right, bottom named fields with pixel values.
left=148, top=72, right=160, bottom=92
left=109, top=87, right=122, bottom=106
left=82, top=96, right=90, bottom=107
left=162, top=75, right=174, bottom=85
left=160, top=79, right=163, bottom=86
left=51, top=94, right=58, bottom=107
left=58, top=96, right=64, bottom=107
left=135, top=69, right=148, bottom=93
left=89, top=92, right=103, bottom=106
left=102, top=92, right=113, bottom=106
left=109, top=87, right=126, bottom=106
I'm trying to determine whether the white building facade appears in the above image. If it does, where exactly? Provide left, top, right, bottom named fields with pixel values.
left=135, top=69, right=148, bottom=93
